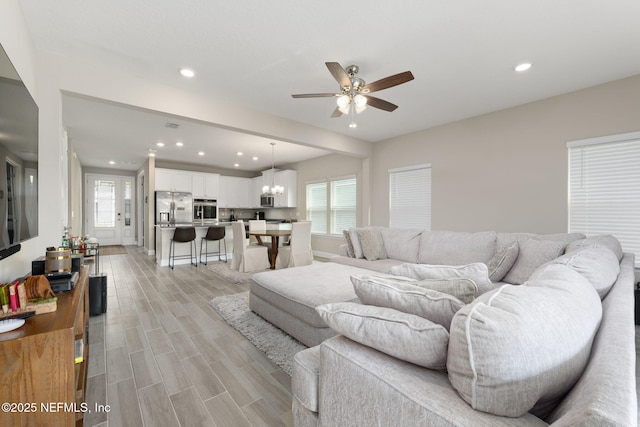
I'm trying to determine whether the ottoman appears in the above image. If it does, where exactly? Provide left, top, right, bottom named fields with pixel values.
left=250, top=262, right=388, bottom=347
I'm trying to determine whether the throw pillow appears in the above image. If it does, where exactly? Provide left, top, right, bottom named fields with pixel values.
left=415, top=278, right=478, bottom=304
left=502, top=239, right=566, bottom=285
left=316, top=302, right=449, bottom=369
left=486, top=240, right=519, bottom=282
left=390, top=262, right=493, bottom=295
left=350, top=275, right=465, bottom=330
left=356, top=228, right=387, bottom=261
left=447, top=265, right=602, bottom=418
left=531, top=247, right=620, bottom=299
left=342, top=230, right=355, bottom=257
left=348, top=227, right=364, bottom=259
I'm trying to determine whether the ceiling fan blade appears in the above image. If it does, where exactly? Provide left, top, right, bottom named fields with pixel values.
left=363, top=95, right=398, bottom=112
left=292, top=93, right=338, bottom=98
left=330, top=106, right=343, bottom=118
left=325, top=62, right=352, bottom=90
left=361, top=71, right=414, bottom=93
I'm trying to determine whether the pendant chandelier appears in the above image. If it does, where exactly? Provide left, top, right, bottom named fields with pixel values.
left=262, top=142, right=284, bottom=195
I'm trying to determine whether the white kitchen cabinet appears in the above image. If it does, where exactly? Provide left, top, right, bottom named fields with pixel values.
left=274, top=169, right=297, bottom=207
left=192, top=172, right=220, bottom=198
left=219, top=176, right=251, bottom=207
left=155, top=168, right=192, bottom=192
left=251, top=176, right=263, bottom=208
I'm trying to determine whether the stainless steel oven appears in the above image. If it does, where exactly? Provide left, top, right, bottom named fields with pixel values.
left=193, top=199, right=218, bottom=222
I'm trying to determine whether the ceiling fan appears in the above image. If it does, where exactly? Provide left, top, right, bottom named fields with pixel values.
left=292, top=62, right=414, bottom=126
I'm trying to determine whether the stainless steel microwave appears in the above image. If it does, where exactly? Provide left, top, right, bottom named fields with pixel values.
left=260, top=195, right=274, bottom=207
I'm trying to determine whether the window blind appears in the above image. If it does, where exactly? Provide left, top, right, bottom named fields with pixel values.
left=306, top=182, right=327, bottom=233
left=389, top=164, right=431, bottom=229
left=331, top=178, right=357, bottom=234
left=568, top=133, right=640, bottom=267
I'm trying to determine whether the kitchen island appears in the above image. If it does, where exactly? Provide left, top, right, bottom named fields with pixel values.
left=155, top=221, right=293, bottom=267
left=155, top=224, right=232, bottom=267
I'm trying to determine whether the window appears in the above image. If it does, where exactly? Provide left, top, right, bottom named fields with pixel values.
left=94, top=179, right=116, bottom=227
left=567, top=132, right=640, bottom=267
left=389, top=164, right=431, bottom=229
left=306, top=177, right=356, bottom=235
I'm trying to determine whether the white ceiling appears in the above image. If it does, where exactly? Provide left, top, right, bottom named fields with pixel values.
left=17, top=0, right=640, bottom=171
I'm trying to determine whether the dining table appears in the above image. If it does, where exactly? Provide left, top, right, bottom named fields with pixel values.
left=248, top=229, right=292, bottom=269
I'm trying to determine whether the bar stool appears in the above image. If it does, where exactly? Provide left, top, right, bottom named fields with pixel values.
left=169, top=226, right=197, bottom=269
left=200, top=226, right=227, bottom=265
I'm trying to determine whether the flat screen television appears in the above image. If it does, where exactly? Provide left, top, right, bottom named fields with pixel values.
left=0, top=43, right=38, bottom=260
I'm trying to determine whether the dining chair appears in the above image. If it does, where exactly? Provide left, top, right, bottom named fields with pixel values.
left=248, top=219, right=270, bottom=246
left=275, top=221, right=313, bottom=269
left=230, top=221, right=270, bottom=272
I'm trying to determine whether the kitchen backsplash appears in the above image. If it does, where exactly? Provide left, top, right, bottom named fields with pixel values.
left=219, top=207, right=298, bottom=221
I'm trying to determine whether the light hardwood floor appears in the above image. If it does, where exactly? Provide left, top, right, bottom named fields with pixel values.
left=84, top=246, right=293, bottom=427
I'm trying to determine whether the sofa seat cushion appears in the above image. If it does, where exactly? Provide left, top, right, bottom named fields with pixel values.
left=317, top=302, right=449, bottom=369
left=390, top=262, right=494, bottom=295
left=351, top=275, right=465, bottom=331
left=251, top=262, right=378, bottom=329
left=292, top=346, right=320, bottom=413
left=447, top=264, right=602, bottom=418
left=502, top=238, right=566, bottom=285
left=418, top=230, right=497, bottom=265
left=330, top=255, right=405, bottom=273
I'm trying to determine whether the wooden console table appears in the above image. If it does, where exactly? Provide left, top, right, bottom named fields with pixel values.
left=0, top=267, right=90, bottom=426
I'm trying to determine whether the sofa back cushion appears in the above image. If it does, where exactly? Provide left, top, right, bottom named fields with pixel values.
left=496, top=232, right=585, bottom=250
left=565, top=234, right=624, bottom=261
left=418, top=231, right=497, bottom=265
left=531, top=247, right=620, bottom=299
left=377, top=227, right=422, bottom=263
left=447, top=264, right=602, bottom=418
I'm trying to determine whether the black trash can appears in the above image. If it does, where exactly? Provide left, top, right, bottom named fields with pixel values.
left=89, top=274, right=107, bottom=316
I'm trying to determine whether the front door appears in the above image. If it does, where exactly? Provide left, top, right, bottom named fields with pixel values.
left=86, top=174, right=135, bottom=246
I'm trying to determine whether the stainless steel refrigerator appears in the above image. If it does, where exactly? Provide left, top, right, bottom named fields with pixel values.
left=155, top=191, right=193, bottom=226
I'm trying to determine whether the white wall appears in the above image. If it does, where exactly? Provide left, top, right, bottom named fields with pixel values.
left=371, top=74, right=640, bottom=234
left=287, top=153, right=366, bottom=255
left=0, top=0, right=55, bottom=281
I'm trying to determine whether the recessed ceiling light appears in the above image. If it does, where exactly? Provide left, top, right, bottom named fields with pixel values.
left=198, top=151, right=205, bottom=156
left=148, top=149, right=156, bottom=157
left=252, top=156, right=258, bottom=161
left=109, top=160, right=115, bottom=165
left=156, top=142, right=165, bottom=147
left=179, top=68, right=195, bottom=78
left=237, top=152, right=243, bottom=156
left=514, top=62, right=532, bottom=72
left=176, top=142, right=183, bottom=147
left=234, top=163, right=240, bottom=167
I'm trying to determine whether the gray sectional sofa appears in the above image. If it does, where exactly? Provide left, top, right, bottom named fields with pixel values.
left=249, top=228, right=637, bottom=426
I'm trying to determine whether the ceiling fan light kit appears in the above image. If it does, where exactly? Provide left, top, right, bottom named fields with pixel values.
left=292, top=62, right=414, bottom=127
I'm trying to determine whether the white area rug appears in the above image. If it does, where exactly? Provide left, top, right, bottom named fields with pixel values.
left=208, top=291, right=306, bottom=376
left=206, top=262, right=268, bottom=284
